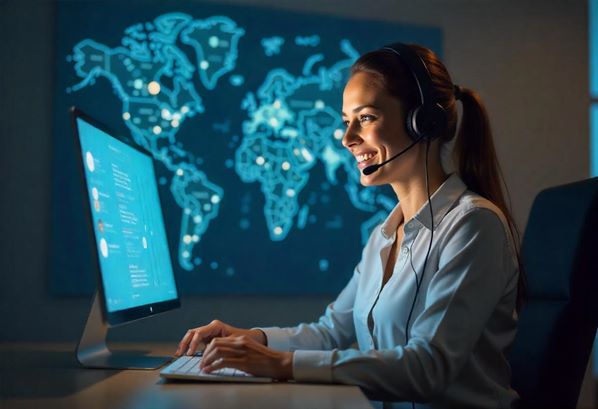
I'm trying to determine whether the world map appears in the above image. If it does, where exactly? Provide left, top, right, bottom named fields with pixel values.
left=66, top=12, right=396, bottom=274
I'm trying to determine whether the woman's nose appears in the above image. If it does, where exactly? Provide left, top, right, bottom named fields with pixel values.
left=341, top=122, right=362, bottom=149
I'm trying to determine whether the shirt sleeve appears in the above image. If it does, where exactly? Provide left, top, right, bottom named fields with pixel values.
left=291, top=208, right=518, bottom=402
left=253, top=266, right=360, bottom=352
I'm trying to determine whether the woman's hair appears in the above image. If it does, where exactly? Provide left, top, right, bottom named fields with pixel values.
left=350, top=44, right=526, bottom=311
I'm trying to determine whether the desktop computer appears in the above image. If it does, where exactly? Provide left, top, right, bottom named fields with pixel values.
left=71, top=107, right=272, bottom=381
left=71, top=107, right=180, bottom=369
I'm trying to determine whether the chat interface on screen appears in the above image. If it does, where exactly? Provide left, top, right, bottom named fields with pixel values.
left=77, top=118, right=178, bottom=312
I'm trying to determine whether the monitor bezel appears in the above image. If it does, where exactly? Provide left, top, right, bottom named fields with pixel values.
left=70, top=106, right=181, bottom=327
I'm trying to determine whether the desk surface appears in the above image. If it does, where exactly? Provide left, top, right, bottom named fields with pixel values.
left=0, top=343, right=374, bottom=409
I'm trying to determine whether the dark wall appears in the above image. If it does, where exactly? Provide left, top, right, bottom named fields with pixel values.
left=0, top=0, right=589, bottom=343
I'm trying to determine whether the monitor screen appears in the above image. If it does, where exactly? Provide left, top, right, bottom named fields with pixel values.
left=74, top=112, right=178, bottom=319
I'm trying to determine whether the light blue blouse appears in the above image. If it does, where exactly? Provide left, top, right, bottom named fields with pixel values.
left=258, top=173, right=520, bottom=409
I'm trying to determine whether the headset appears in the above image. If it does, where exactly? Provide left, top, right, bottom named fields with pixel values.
left=361, top=43, right=448, bottom=176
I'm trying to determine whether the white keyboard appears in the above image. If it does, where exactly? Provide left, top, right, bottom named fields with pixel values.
left=160, top=354, right=273, bottom=383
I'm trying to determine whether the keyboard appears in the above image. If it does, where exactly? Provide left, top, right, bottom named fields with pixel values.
left=160, top=354, right=273, bottom=383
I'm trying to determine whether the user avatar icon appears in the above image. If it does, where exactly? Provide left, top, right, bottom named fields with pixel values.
left=98, top=219, right=104, bottom=233
left=94, top=200, right=100, bottom=212
left=99, top=238, right=108, bottom=258
left=92, top=187, right=99, bottom=200
left=86, top=151, right=95, bottom=172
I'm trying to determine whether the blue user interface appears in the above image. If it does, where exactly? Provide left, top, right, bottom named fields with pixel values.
left=76, top=118, right=178, bottom=312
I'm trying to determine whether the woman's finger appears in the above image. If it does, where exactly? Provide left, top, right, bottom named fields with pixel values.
left=175, top=329, right=195, bottom=356
left=202, top=336, right=234, bottom=362
left=200, top=346, right=246, bottom=369
left=203, top=335, right=250, bottom=359
left=186, top=331, right=206, bottom=355
left=203, top=357, right=248, bottom=374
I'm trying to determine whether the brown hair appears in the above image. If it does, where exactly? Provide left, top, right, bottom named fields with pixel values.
left=350, top=44, right=526, bottom=311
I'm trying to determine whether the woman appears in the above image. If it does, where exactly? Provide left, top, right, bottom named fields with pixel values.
left=175, top=43, right=525, bottom=409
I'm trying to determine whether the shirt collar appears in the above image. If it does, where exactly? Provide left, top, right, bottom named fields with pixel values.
left=380, top=173, right=468, bottom=239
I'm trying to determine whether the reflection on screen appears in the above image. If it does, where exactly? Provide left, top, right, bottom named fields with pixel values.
left=77, top=118, right=177, bottom=312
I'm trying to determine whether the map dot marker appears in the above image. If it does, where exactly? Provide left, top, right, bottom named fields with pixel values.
left=148, top=81, right=161, bottom=95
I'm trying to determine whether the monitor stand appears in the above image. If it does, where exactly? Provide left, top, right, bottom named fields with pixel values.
left=76, top=292, right=171, bottom=369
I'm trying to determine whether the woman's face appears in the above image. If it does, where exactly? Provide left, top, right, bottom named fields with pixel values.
left=341, top=71, right=414, bottom=186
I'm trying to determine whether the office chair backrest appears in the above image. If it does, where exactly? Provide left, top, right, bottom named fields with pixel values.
left=509, top=177, right=598, bottom=409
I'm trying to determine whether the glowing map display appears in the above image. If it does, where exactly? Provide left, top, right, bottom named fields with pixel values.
left=51, top=2, right=442, bottom=295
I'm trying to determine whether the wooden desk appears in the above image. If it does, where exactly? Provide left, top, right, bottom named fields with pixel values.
left=0, top=343, right=374, bottom=409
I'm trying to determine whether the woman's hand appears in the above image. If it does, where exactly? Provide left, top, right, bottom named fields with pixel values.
left=199, top=334, right=293, bottom=381
left=175, top=319, right=267, bottom=357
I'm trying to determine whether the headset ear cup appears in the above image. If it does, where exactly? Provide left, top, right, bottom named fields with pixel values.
left=405, top=106, right=421, bottom=142
left=416, top=103, right=448, bottom=141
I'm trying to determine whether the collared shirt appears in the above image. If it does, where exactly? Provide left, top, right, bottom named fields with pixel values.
left=258, top=173, right=520, bottom=409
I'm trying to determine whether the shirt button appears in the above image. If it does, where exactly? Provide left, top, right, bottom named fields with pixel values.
left=402, top=247, right=409, bottom=254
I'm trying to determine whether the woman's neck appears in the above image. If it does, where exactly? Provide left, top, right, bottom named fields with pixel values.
left=390, top=165, right=449, bottom=224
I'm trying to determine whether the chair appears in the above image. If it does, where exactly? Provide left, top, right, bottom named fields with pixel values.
left=509, top=177, right=598, bottom=409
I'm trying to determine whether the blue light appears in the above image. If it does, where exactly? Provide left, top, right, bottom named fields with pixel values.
left=591, top=0, right=598, bottom=98
left=592, top=105, right=598, bottom=177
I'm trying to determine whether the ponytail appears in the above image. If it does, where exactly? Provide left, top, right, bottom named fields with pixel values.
left=454, top=87, right=527, bottom=312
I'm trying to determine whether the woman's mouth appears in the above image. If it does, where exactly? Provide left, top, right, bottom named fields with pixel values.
left=356, top=152, right=378, bottom=170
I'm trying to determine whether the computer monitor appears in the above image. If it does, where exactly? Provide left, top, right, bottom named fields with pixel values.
left=71, top=107, right=180, bottom=369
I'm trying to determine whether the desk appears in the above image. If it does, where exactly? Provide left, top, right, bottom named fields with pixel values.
left=0, top=343, right=374, bottom=409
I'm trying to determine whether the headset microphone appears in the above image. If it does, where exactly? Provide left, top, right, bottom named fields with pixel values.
left=361, top=135, right=423, bottom=176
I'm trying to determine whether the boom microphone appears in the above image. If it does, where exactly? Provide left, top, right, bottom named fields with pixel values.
left=362, top=136, right=424, bottom=176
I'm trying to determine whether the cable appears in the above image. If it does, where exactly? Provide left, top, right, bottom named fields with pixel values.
left=404, top=139, right=434, bottom=344
left=405, top=140, right=435, bottom=409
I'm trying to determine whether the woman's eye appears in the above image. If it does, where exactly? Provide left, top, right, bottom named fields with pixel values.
left=359, top=114, right=375, bottom=123
left=342, top=120, right=350, bottom=127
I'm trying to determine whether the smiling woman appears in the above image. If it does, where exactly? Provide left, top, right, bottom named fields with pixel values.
left=176, top=42, right=525, bottom=409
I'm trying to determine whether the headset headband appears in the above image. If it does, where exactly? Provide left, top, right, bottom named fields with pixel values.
left=382, top=42, right=436, bottom=108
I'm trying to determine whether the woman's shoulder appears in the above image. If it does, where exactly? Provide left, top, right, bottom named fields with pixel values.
left=449, top=190, right=509, bottom=226
left=442, top=190, right=518, bottom=258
